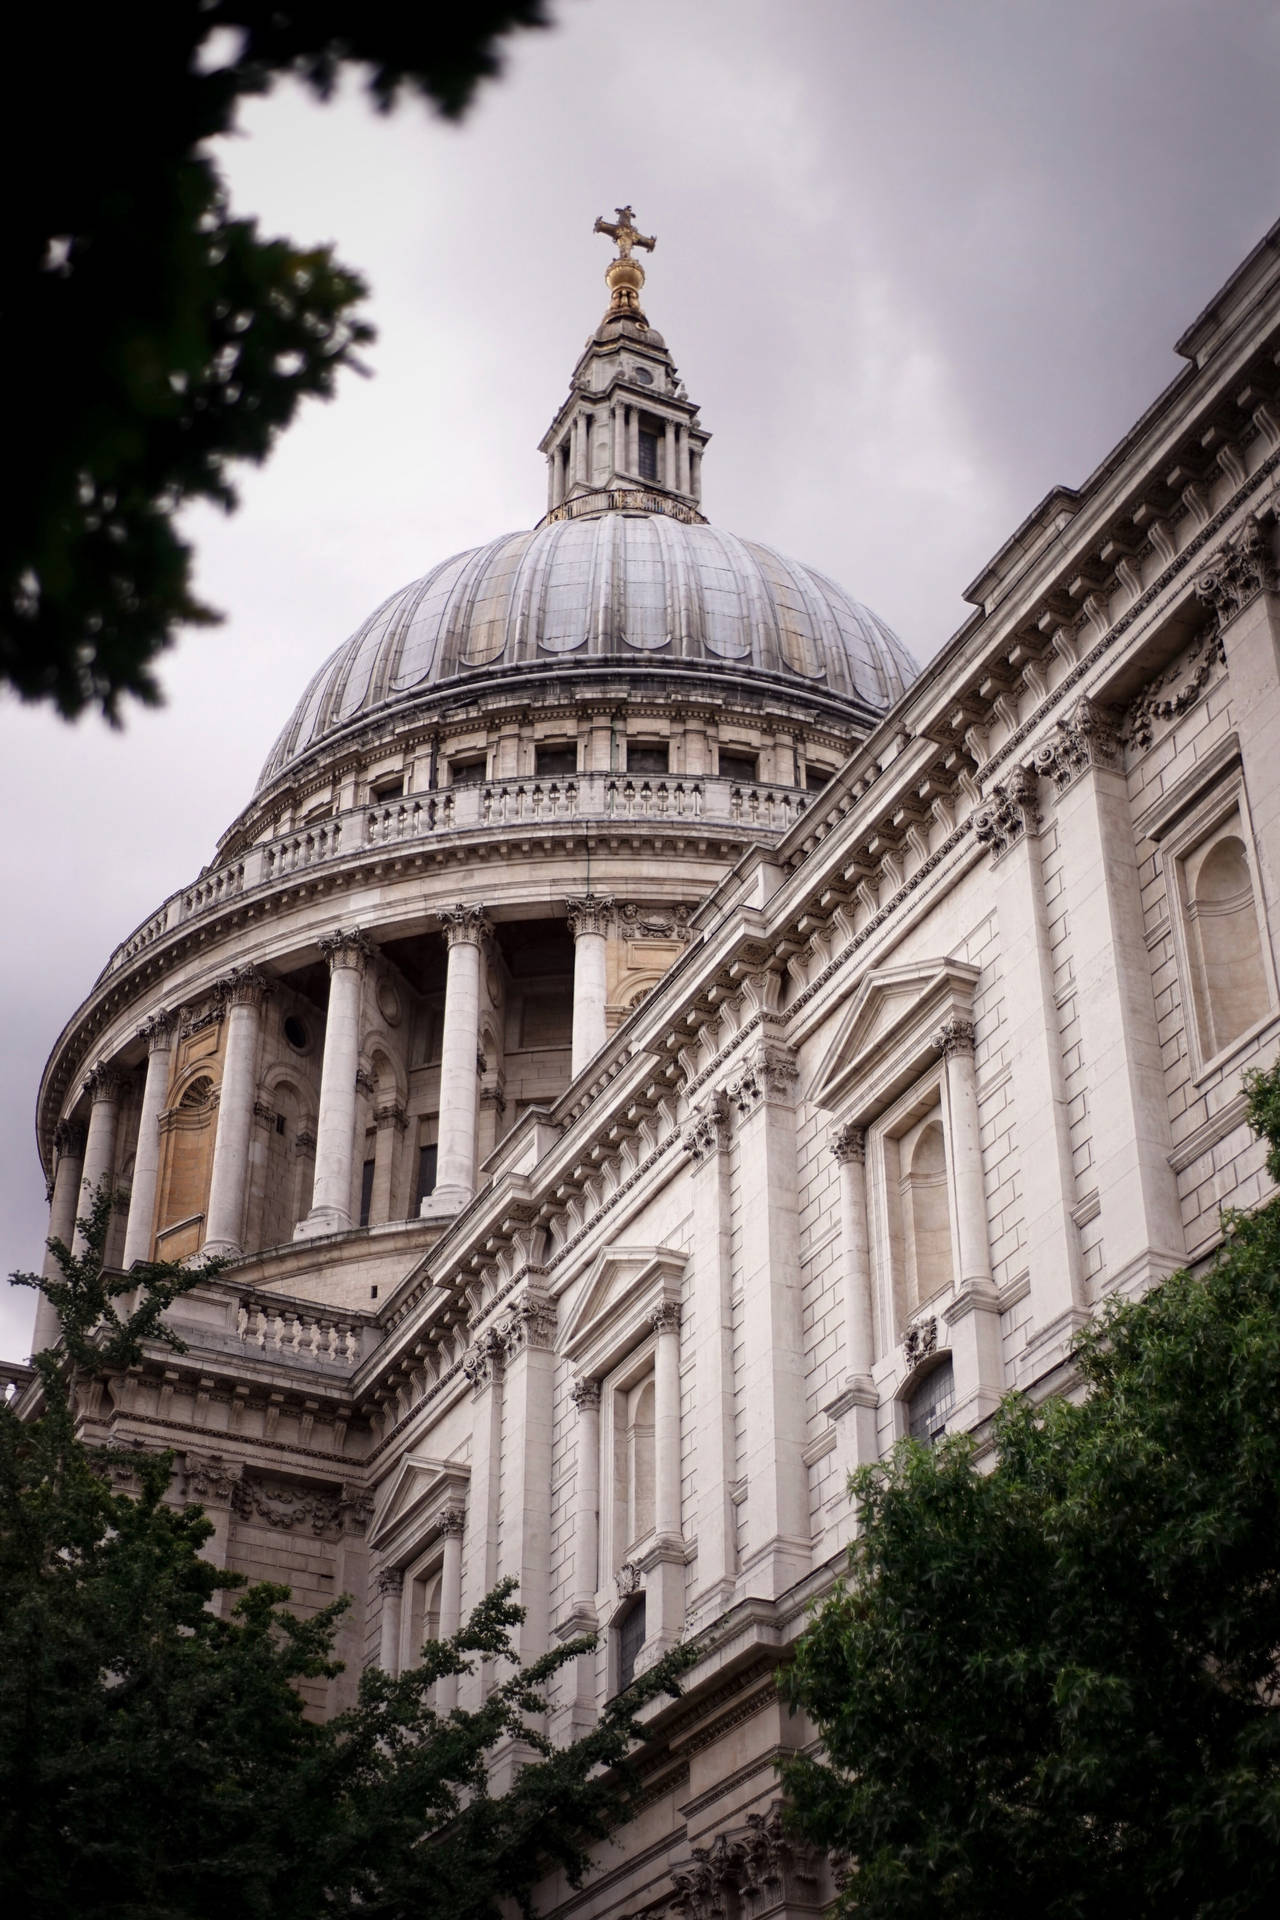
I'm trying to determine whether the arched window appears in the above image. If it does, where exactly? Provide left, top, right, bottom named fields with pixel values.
left=901, top=1118, right=954, bottom=1315
left=1186, top=833, right=1269, bottom=1056
left=906, top=1359, right=955, bottom=1447
left=179, top=1075, right=214, bottom=1109
left=613, top=1377, right=655, bottom=1561
left=404, top=1566, right=442, bottom=1666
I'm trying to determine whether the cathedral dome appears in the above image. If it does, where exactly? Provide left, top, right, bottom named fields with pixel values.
left=256, top=511, right=917, bottom=793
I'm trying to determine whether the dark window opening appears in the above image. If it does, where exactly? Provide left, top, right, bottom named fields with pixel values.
left=450, top=758, right=486, bottom=787
left=617, top=1595, right=646, bottom=1691
left=415, top=1143, right=439, bottom=1208
left=283, top=1015, right=309, bottom=1052
left=535, top=743, right=577, bottom=778
left=370, top=1284, right=378, bottom=1300
left=358, top=1158, right=375, bottom=1229
left=637, top=430, right=659, bottom=482
left=274, top=1113, right=286, bottom=1136
left=719, top=752, right=758, bottom=784
left=628, top=741, right=669, bottom=776
left=907, top=1360, right=955, bottom=1447
left=805, top=765, right=833, bottom=794
left=371, top=774, right=404, bottom=802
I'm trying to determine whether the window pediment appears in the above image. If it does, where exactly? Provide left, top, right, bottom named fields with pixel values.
left=807, top=957, right=980, bottom=1120
left=369, top=1452, right=469, bottom=1563
left=560, top=1245, right=685, bottom=1379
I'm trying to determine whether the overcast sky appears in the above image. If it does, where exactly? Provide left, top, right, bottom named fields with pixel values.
left=3, top=0, right=1278, bottom=1356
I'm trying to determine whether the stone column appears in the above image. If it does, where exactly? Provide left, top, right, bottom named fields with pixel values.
left=203, top=968, right=269, bottom=1258
left=825, top=1123, right=878, bottom=1488
left=33, top=1120, right=86, bottom=1351
left=663, top=418, right=677, bottom=492
left=495, top=1292, right=557, bottom=1672
left=1049, top=698, right=1184, bottom=1292
left=121, top=1010, right=177, bottom=1268
left=569, top=1379, right=602, bottom=1618
left=613, top=401, right=626, bottom=477
left=933, top=1018, right=1004, bottom=1427
left=980, top=762, right=1087, bottom=1364
left=652, top=1301, right=682, bottom=1540
left=683, top=1092, right=736, bottom=1616
left=436, top=1507, right=466, bottom=1712
left=423, top=906, right=489, bottom=1216
left=1197, top=519, right=1280, bottom=927
left=678, top=425, right=691, bottom=495
left=566, top=894, right=613, bottom=1076
left=72, top=1065, right=122, bottom=1254
left=458, top=1329, right=503, bottom=1713
left=377, top=1567, right=403, bottom=1675
left=298, top=931, right=371, bottom=1238
left=369, top=1101, right=406, bottom=1226
left=729, top=1031, right=811, bottom=1598
left=627, top=406, right=639, bottom=474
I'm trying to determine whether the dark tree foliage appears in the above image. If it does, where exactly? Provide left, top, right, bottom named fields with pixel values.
left=2, top=3, right=552, bottom=720
left=782, top=1059, right=1280, bottom=1920
left=1, top=1188, right=692, bottom=1920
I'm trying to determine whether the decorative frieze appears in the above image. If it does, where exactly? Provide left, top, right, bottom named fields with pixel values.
left=183, top=1450, right=244, bottom=1506
left=1122, top=625, right=1226, bottom=749
left=232, top=1475, right=372, bottom=1537
left=1195, top=516, right=1279, bottom=629
left=617, top=900, right=693, bottom=941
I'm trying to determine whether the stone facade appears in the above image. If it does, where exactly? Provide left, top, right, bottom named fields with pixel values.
left=14, top=220, right=1280, bottom=1915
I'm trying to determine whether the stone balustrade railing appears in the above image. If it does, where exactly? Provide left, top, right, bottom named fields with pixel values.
left=235, top=1298, right=365, bottom=1369
left=97, top=773, right=809, bottom=981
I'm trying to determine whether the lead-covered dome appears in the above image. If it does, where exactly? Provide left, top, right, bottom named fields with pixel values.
left=257, top=513, right=917, bottom=792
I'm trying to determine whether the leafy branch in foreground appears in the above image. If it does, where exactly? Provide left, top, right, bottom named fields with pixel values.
left=781, top=1055, right=1280, bottom=1920
left=2, top=1180, right=692, bottom=1920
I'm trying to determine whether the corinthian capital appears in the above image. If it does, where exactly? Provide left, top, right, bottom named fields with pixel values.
left=222, top=964, right=271, bottom=1009
left=1196, top=517, right=1279, bottom=628
left=137, top=1007, right=178, bottom=1050
left=829, top=1122, right=866, bottom=1164
left=438, top=903, right=491, bottom=949
left=932, top=1018, right=976, bottom=1058
left=565, top=893, right=615, bottom=939
left=84, top=1062, right=122, bottom=1105
left=319, top=929, right=373, bottom=972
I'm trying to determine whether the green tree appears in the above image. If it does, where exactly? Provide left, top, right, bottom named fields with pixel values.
left=1, top=1187, right=691, bottom=1919
left=782, top=1061, right=1280, bottom=1920
left=2, top=3, right=553, bottom=720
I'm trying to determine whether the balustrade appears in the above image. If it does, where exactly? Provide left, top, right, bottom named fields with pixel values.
left=98, top=775, right=809, bottom=980
left=235, top=1298, right=363, bottom=1367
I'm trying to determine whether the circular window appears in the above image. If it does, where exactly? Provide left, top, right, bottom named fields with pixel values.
left=376, top=980, right=402, bottom=1028
left=631, top=365, right=654, bottom=386
left=283, top=1015, right=309, bottom=1052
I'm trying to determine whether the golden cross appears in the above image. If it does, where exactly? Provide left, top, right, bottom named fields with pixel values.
left=593, top=205, right=656, bottom=260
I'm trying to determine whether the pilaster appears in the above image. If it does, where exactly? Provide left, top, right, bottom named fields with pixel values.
left=682, top=1089, right=737, bottom=1617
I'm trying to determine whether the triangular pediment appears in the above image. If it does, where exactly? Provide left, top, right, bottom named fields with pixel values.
left=808, top=957, right=980, bottom=1118
left=560, top=1244, right=686, bottom=1376
left=369, top=1451, right=470, bottom=1558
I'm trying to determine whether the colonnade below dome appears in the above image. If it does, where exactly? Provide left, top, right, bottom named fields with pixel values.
left=33, top=897, right=686, bottom=1346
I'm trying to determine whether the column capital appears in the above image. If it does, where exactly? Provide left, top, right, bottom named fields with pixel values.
left=830, top=1121, right=867, bottom=1164
left=728, top=1043, right=798, bottom=1115
left=221, top=964, right=271, bottom=1009
left=571, top=1375, right=602, bottom=1410
left=565, top=892, right=615, bottom=939
left=84, top=1062, right=122, bottom=1105
left=499, top=1289, right=557, bottom=1358
left=137, top=1007, right=178, bottom=1050
left=54, top=1118, right=87, bottom=1159
left=319, top=928, right=373, bottom=972
left=932, top=1017, right=976, bottom=1058
left=374, top=1100, right=407, bottom=1132
left=437, top=1504, right=467, bottom=1538
left=682, top=1088, right=730, bottom=1161
left=651, top=1300, right=682, bottom=1335
left=1030, top=695, right=1121, bottom=791
left=438, top=903, right=491, bottom=949
left=1196, top=516, right=1279, bottom=628
left=974, top=764, right=1040, bottom=855
left=376, top=1566, right=404, bottom=1596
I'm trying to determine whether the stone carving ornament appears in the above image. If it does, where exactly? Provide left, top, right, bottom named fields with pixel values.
left=903, top=1315, right=939, bottom=1366
left=1195, top=515, right=1279, bottom=628
left=681, top=1088, right=730, bottom=1161
left=829, top=1121, right=866, bottom=1164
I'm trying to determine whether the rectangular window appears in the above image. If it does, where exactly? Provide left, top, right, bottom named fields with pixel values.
left=637, top=430, right=659, bottom=482
left=805, top=764, right=833, bottom=794
left=627, top=741, right=668, bottom=775
left=450, top=758, right=486, bottom=786
left=359, top=1158, right=375, bottom=1228
left=415, top=1143, right=438, bottom=1208
left=535, top=743, right=577, bottom=777
left=617, top=1596, right=646, bottom=1691
left=719, top=751, right=758, bottom=784
left=907, top=1361, right=955, bottom=1446
left=371, top=774, right=404, bottom=801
